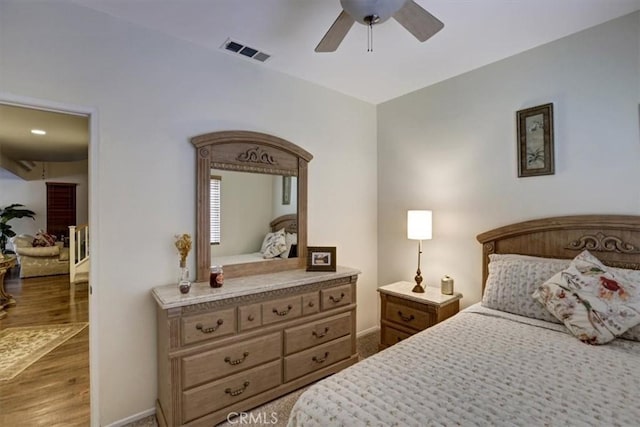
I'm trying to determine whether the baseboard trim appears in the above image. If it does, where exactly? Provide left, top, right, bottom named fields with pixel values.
left=357, top=325, right=379, bottom=338
left=104, top=407, right=155, bottom=427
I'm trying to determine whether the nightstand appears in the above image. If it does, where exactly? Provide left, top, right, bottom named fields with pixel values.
left=378, top=281, right=462, bottom=350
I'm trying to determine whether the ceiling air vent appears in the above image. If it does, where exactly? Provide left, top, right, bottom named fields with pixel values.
left=221, top=38, right=271, bottom=63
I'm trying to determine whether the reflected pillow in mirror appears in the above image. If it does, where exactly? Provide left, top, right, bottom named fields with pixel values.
left=262, top=228, right=287, bottom=259
left=279, top=232, right=298, bottom=259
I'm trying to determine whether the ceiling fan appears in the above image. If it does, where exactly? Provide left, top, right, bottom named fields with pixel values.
left=315, top=0, right=444, bottom=52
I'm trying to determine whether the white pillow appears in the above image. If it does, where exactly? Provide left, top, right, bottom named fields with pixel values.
left=261, top=229, right=287, bottom=259
left=532, top=250, right=640, bottom=345
left=482, top=253, right=569, bottom=323
left=279, top=232, right=297, bottom=259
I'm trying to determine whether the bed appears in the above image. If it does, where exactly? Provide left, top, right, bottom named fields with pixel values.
left=287, top=215, right=640, bottom=426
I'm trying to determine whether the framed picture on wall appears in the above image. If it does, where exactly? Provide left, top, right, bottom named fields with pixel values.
left=516, top=103, right=554, bottom=177
left=306, top=246, right=336, bottom=272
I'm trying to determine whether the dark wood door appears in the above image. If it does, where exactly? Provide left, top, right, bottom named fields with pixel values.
left=46, top=182, right=77, bottom=240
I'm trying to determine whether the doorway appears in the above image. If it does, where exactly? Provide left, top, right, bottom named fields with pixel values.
left=0, top=94, right=98, bottom=426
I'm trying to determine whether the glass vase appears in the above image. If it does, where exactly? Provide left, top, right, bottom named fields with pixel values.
left=178, top=265, right=191, bottom=294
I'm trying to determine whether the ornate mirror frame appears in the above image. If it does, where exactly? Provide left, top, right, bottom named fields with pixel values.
left=191, top=130, right=313, bottom=281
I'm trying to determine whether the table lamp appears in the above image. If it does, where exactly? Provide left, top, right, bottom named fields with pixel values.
left=407, top=210, right=432, bottom=293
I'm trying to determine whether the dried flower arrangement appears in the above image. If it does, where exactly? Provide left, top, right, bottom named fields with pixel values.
left=174, top=233, right=192, bottom=268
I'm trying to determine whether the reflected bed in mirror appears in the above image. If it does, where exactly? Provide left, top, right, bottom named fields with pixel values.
left=212, top=213, right=298, bottom=266
left=192, top=130, right=312, bottom=281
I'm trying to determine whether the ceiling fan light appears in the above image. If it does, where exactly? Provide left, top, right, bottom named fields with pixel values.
left=340, top=0, right=407, bottom=25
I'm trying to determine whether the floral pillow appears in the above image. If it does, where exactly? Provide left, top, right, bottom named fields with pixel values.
left=261, top=228, right=287, bottom=259
left=532, top=250, right=640, bottom=344
left=32, top=230, right=57, bottom=247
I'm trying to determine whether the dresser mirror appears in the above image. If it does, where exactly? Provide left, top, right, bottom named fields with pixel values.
left=191, top=131, right=313, bottom=281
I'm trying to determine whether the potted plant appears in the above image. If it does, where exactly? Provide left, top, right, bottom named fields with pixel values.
left=0, top=204, right=36, bottom=254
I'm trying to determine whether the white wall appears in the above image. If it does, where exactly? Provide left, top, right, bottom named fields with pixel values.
left=377, top=12, right=640, bottom=306
left=0, top=1, right=378, bottom=425
left=0, top=160, right=89, bottom=249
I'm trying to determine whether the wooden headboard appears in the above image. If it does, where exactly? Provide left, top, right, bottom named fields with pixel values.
left=270, top=214, right=297, bottom=234
left=477, top=215, right=640, bottom=291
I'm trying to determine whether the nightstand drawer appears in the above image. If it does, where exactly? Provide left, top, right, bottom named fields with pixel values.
left=182, top=360, right=281, bottom=423
left=321, top=284, right=352, bottom=310
left=181, top=332, right=281, bottom=389
left=262, top=295, right=302, bottom=325
left=182, top=308, right=237, bottom=346
left=284, top=312, right=351, bottom=355
left=384, top=301, right=431, bottom=331
left=381, top=325, right=412, bottom=347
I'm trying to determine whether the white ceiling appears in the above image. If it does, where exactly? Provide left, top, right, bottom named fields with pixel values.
left=0, top=104, right=89, bottom=163
left=74, top=0, right=640, bottom=105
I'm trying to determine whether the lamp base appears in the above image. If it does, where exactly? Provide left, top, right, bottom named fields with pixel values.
left=412, top=269, right=424, bottom=293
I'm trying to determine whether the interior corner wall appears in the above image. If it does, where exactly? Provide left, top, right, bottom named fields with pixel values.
left=377, top=12, right=640, bottom=307
left=0, top=1, right=377, bottom=424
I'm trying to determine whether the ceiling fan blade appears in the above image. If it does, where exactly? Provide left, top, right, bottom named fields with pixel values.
left=315, top=10, right=355, bottom=52
left=393, top=0, right=444, bottom=42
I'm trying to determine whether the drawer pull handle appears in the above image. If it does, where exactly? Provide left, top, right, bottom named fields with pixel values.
left=273, top=305, right=293, bottom=316
left=312, top=352, right=330, bottom=364
left=196, top=319, right=224, bottom=334
left=329, top=293, right=345, bottom=303
left=225, top=352, right=249, bottom=366
left=397, top=311, right=415, bottom=322
left=312, top=327, right=330, bottom=338
left=308, top=301, right=315, bottom=307
left=225, top=381, right=250, bottom=397
left=247, top=314, right=255, bottom=322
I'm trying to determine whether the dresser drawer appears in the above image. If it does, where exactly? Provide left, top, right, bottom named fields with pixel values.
left=302, top=291, right=320, bottom=316
left=238, top=303, right=262, bottom=331
left=381, top=325, right=412, bottom=347
left=284, top=335, right=351, bottom=382
left=384, top=301, right=430, bottom=331
left=320, top=284, right=352, bottom=311
left=182, top=332, right=281, bottom=389
left=284, top=312, right=352, bottom=355
left=181, top=308, right=237, bottom=346
left=182, top=360, right=281, bottom=423
left=262, top=295, right=302, bottom=325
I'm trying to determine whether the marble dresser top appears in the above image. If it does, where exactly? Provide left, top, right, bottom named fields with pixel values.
left=152, top=266, right=360, bottom=310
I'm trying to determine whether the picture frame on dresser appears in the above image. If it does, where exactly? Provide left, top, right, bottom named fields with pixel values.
left=516, top=102, right=554, bottom=177
left=307, top=246, right=336, bottom=272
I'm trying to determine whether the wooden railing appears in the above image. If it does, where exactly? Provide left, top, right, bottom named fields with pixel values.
left=69, top=224, right=89, bottom=284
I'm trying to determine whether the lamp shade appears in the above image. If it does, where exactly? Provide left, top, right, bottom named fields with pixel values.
left=407, top=210, right=432, bottom=240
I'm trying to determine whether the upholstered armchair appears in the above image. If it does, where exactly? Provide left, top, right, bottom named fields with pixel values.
left=10, top=234, right=70, bottom=278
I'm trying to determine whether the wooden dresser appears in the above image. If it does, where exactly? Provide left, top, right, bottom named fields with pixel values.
left=152, top=267, right=359, bottom=426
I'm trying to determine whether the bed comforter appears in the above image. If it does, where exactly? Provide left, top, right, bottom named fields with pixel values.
left=287, top=304, right=640, bottom=427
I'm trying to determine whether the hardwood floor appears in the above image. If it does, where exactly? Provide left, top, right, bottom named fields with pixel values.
left=0, top=268, right=89, bottom=426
